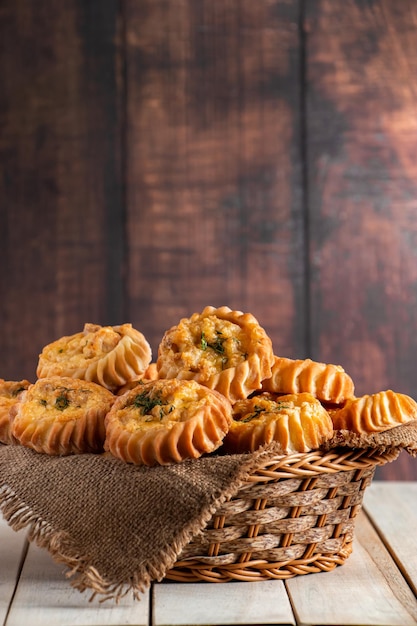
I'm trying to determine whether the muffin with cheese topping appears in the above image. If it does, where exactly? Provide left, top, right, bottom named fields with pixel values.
left=223, top=392, right=334, bottom=454
left=37, top=323, right=152, bottom=391
left=0, top=379, right=31, bottom=445
left=104, top=378, right=233, bottom=465
left=10, top=376, right=115, bottom=455
left=156, top=306, right=274, bottom=404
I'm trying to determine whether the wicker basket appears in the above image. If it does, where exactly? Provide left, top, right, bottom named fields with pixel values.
left=166, top=446, right=399, bottom=583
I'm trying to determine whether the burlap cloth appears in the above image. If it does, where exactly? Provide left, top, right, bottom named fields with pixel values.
left=0, top=422, right=416, bottom=602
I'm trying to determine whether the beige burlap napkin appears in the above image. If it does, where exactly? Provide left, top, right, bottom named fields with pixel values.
left=0, top=422, right=415, bottom=602
left=0, top=443, right=283, bottom=601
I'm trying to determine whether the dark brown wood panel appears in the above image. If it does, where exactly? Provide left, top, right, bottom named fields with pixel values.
left=0, top=2, right=124, bottom=381
left=306, top=0, right=417, bottom=479
left=123, top=0, right=306, bottom=358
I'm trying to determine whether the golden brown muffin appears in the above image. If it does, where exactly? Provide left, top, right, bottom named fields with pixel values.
left=0, top=379, right=31, bottom=445
left=115, top=363, right=159, bottom=396
left=330, top=390, right=417, bottom=434
left=261, top=356, right=355, bottom=404
left=104, top=378, right=233, bottom=466
left=10, top=376, right=115, bottom=455
left=156, top=306, right=274, bottom=403
left=37, top=323, right=152, bottom=391
left=223, top=392, right=334, bottom=454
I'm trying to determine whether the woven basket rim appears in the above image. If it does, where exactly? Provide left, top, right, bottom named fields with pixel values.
left=243, top=445, right=400, bottom=480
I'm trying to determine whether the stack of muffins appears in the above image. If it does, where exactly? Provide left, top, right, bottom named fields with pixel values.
left=1, top=306, right=416, bottom=465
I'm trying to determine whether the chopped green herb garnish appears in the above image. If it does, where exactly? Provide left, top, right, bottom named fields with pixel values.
left=208, top=332, right=225, bottom=354
left=200, top=331, right=225, bottom=355
left=241, top=405, right=264, bottom=422
left=55, top=395, right=70, bottom=411
left=159, top=405, right=174, bottom=419
left=241, top=401, right=291, bottom=422
left=132, top=391, right=164, bottom=415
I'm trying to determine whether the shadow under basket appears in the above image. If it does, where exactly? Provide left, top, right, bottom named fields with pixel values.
left=165, top=446, right=399, bottom=583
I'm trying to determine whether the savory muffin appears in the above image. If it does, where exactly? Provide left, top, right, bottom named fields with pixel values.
left=104, top=378, right=233, bottom=466
left=262, top=356, right=355, bottom=405
left=330, top=390, right=417, bottom=434
left=156, top=306, right=274, bottom=403
left=0, top=379, right=31, bottom=445
left=223, top=392, right=334, bottom=454
left=10, top=376, right=115, bottom=455
left=37, top=323, right=152, bottom=391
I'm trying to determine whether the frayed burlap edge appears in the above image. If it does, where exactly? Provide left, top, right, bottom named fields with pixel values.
left=0, top=443, right=285, bottom=603
left=322, top=420, right=417, bottom=457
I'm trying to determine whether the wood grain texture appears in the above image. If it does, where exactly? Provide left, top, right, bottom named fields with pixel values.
left=153, top=580, right=295, bottom=625
left=286, top=509, right=417, bottom=625
left=0, top=1, right=124, bottom=381
left=364, top=481, right=417, bottom=596
left=6, top=542, right=149, bottom=626
left=0, top=520, right=27, bottom=626
left=124, top=0, right=306, bottom=358
left=305, top=0, right=417, bottom=479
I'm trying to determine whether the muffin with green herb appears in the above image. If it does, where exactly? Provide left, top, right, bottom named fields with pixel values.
left=0, top=379, right=31, bottom=445
left=104, top=378, right=233, bottom=465
left=10, top=376, right=115, bottom=455
left=223, top=392, right=334, bottom=454
left=156, top=306, right=274, bottom=404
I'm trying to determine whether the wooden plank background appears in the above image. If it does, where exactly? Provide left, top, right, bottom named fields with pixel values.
left=1, top=0, right=417, bottom=479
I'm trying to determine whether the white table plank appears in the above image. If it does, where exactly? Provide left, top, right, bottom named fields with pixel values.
left=364, top=481, right=417, bottom=595
left=286, top=509, right=417, bottom=626
left=6, top=542, right=149, bottom=626
left=153, top=580, right=295, bottom=626
left=0, top=518, right=27, bottom=626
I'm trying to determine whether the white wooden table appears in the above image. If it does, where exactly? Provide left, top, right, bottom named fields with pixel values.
left=1, top=482, right=416, bottom=626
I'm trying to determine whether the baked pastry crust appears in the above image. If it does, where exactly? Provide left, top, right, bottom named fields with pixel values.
left=104, top=378, right=233, bottom=465
left=0, top=379, right=31, bottom=445
left=144, top=362, right=159, bottom=380
left=116, top=364, right=159, bottom=396
left=156, top=306, right=274, bottom=403
left=10, top=376, right=115, bottom=455
left=262, top=356, right=355, bottom=404
left=330, top=390, right=417, bottom=434
left=37, top=323, right=152, bottom=391
left=223, top=392, right=334, bottom=454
